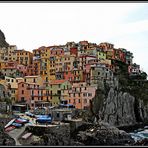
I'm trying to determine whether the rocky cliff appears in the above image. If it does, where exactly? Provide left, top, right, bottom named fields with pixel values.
left=0, top=30, right=9, bottom=48
left=90, top=61, right=148, bottom=127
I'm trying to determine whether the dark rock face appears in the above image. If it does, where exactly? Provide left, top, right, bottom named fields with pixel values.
left=134, top=138, right=148, bottom=146
left=0, top=30, right=9, bottom=48
left=71, top=121, right=134, bottom=146
left=23, top=123, right=71, bottom=146
left=91, top=76, right=148, bottom=127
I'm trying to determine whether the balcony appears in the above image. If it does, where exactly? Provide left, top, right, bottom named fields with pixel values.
left=31, top=94, right=44, bottom=97
left=27, top=86, right=46, bottom=90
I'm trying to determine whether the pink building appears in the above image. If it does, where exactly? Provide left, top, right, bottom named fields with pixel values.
left=65, top=82, right=97, bottom=109
left=50, top=47, right=64, bottom=56
left=17, top=64, right=28, bottom=76
left=128, top=63, right=140, bottom=75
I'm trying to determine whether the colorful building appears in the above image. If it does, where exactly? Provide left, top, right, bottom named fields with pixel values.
left=128, top=63, right=140, bottom=76
left=16, top=49, right=33, bottom=66
left=24, top=75, right=43, bottom=85
left=99, top=42, right=114, bottom=52
left=66, top=82, right=97, bottom=109
left=47, top=80, right=72, bottom=106
left=125, top=51, right=133, bottom=65
left=97, top=49, right=107, bottom=60
left=5, top=76, right=24, bottom=103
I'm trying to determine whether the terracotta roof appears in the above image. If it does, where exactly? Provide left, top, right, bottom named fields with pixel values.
left=49, top=79, right=67, bottom=85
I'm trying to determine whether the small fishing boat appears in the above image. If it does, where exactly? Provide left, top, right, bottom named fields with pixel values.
left=15, top=118, right=29, bottom=124
left=4, top=119, right=16, bottom=129
left=5, top=125, right=15, bottom=132
left=5, top=126, right=16, bottom=132
left=12, top=122, right=23, bottom=128
left=36, top=115, right=52, bottom=123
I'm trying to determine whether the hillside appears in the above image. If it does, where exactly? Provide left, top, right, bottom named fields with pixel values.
left=0, top=30, right=9, bottom=48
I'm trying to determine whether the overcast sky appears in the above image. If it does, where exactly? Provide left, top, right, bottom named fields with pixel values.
left=0, top=2, right=148, bottom=73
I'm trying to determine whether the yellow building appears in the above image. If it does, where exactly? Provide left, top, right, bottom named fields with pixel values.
left=33, top=46, right=51, bottom=83
left=97, top=51, right=106, bottom=60
left=5, top=76, right=24, bottom=103
left=73, top=69, right=83, bottom=82
left=47, top=80, right=72, bottom=106
left=62, top=55, right=75, bottom=71
left=24, top=75, right=43, bottom=86
left=49, top=56, right=56, bottom=80
left=0, top=61, right=6, bottom=69
left=16, top=49, right=33, bottom=66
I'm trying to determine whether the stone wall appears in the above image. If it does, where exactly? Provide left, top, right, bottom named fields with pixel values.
left=25, top=123, right=70, bottom=146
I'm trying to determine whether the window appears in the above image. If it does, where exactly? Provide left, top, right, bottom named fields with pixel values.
left=22, top=84, right=24, bottom=87
left=88, top=93, right=92, bottom=97
left=22, top=90, right=24, bottom=94
left=78, top=99, right=81, bottom=103
left=74, top=93, right=75, bottom=97
left=11, top=79, right=14, bottom=82
left=83, top=93, right=87, bottom=97
left=57, top=112, right=60, bottom=118
left=98, top=72, right=100, bottom=75
left=21, top=97, right=25, bottom=102
left=84, top=99, right=87, bottom=104
left=78, top=93, right=80, bottom=97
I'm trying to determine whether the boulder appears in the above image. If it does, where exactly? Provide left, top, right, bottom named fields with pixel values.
left=72, top=121, right=135, bottom=146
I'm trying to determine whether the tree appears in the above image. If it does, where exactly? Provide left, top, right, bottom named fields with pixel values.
left=4, top=97, right=12, bottom=105
left=140, top=72, right=147, bottom=80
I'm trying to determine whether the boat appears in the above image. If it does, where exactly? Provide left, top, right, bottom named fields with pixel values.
left=22, top=132, right=32, bottom=140
left=36, top=115, right=52, bottom=123
left=15, top=118, right=29, bottom=124
left=25, top=112, right=35, bottom=117
left=12, top=122, right=23, bottom=128
left=4, top=119, right=16, bottom=129
left=5, top=126, right=16, bottom=132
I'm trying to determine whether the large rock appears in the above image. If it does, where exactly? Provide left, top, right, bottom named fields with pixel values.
left=103, top=88, right=136, bottom=126
left=91, top=76, right=148, bottom=127
left=72, top=121, right=134, bottom=146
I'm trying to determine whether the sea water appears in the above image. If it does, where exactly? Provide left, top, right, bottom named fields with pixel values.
left=129, top=127, right=148, bottom=142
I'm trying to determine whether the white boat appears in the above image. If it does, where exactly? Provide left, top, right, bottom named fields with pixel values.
left=4, top=119, right=16, bottom=129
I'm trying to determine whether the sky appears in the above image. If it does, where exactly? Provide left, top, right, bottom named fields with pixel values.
left=0, top=2, right=148, bottom=73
